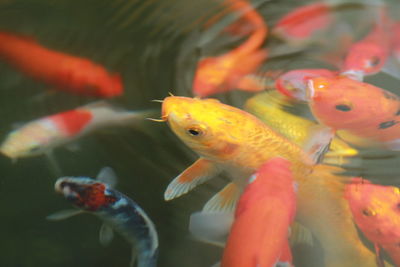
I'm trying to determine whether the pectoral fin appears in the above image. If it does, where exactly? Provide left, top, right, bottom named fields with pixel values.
left=289, top=221, right=314, bottom=247
left=189, top=211, right=233, bottom=247
left=96, top=166, right=118, bottom=188
left=303, top=125, right=334, bottom=164
left=46, top=209, right=84, bottom=221
left=99, top=223, right=114, bottom=246
left=375, top=244, right=385, bottom=267
left=164, top=158, right=220, bottom=201
left=202, top=182, right=241, bottom=213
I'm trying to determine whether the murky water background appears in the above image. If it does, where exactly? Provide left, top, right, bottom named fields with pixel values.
left=0, top=0, right=400, bottom=266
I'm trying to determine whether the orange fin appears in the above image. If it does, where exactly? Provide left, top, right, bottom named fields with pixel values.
left=164, top=158, right=220, bottom=201
left=202, top=182, right=241, bottom=213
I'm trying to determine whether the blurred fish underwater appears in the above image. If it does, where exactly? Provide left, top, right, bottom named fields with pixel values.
left=1, top=0, right=400, bottom=266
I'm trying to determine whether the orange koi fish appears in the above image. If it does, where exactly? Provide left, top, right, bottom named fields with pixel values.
left=222, top=157, right=296, bottom=267
left=341, top=11, right=392, bottom=80
left=160, top=95, right=380, bottom=266
left=193, top=0, right=268, bottom=97
left=345, top=178, right=400, bottom=266
left=275, top=68, right=338, bottom=100
left=272, top=2, right=333, bottom=45
left=307, top=76, right=400, bottom=150
left=0, top=32, right=123, bottom=98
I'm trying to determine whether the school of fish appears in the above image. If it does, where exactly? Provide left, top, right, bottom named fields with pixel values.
left=2, top=0, right=400, bottom=267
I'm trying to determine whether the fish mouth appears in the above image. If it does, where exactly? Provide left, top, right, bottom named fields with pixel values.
left=341, top=70, right=364, bottom=81
left=306, top=79, right=315, bottom=100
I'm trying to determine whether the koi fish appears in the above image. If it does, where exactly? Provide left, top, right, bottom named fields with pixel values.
left=341, top=10, right=392, bottom=80
left=307, top=76, right=400, bottom=150
left=193, top=0, right=268, bottom=97
left=48, top=167, right=158, bottom=267
left=345, top=178, right=400, bottom=266
left=222, top=157, right=297, bottom=267
left=272, top=2, right=333, bottom=45
left=0, top=102, right=154, bottom=159
left=244, top=90, right=358, bottom=165
left=160, top=95, right=380, bottom=266
left=274, top=68, right=338, bottom=101
left=0, top=32, right=123, bottom=98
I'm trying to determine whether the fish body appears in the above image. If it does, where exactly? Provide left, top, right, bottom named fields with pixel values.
left=275, top=68, right=338, bottom=101
left=53, top=170, right=158, bottom=267
left=272, top=2, right=333, bottom=45
left=0, top=32, right=122, bottom=97
left=193, top=0, right=268, bottom=97
left=0, top=102, right=151, bottom=158
left=244, top=90, right=358, bottom=165
left=221, top=157, right=296, bottom=267
left=307, top=76, right=400, bottom=150
left=161, top=96, right=379, bottom=266
left=345, top=178, right=400, bottom=266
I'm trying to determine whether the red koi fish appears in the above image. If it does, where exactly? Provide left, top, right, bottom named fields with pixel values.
left=341, top=10, right=392, bottom=80
left=221, top=157, right=296, bottom=267
left=272, top=2, right=333, bottom=45
left=0, top=32, right=123, bottom=98
left=193, top=0, right=268, bottom=97
left=275, top=68, right=338, bottom=101
left=345, top=178, right=400, bottom=266
left=307, top=76, right=400, bottom=150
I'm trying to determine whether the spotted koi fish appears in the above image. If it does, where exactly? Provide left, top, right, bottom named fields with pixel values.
left=345, top=178, right=400, bottom=267
left=48, top=167, right=159, bottom=267
left=0, top=31, right=123, bottom=98
left=307, top=76, right=400, bottom=150
left=0, top=102, right=154, bottom=159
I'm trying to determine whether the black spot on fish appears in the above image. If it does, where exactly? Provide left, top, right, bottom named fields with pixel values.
left=335, top=104, right=352, bottom=111
left=378, top=120, right=398, bottom=129
left=383, top=90, right=399, bottom=101
left=369, top=56, right=381, bottom=67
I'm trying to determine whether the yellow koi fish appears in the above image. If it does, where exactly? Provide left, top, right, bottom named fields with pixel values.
left=160, top=96, right=381, bottom=267
left=244, top=90, right=358, bottom=165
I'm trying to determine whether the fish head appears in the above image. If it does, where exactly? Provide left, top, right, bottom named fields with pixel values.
left=55, top=177, right=117, bottom=211
left=345, top=178, right=400, bottom=242
left=0, top=122, right=57, bottom=159
left=162, top=96, right=245, bottom=161
left=307, top=76, right=392, bottom=129
left=276, top=69, right=336, bottom=101
left=343, top=42, right=388, bottom=76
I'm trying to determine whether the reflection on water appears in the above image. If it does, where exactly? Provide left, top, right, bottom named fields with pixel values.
left=0, top=0, right=400, bottom=266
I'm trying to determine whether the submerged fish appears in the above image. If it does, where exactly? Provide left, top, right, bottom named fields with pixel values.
left=48, top=167, right=158, bottom=267
left=0, top=32, right=123, bottom=98
left=345, top=178, right=400, bottom=266
left=193, top=0, right=268, bottom=97
left=341, top=12, right=392, bottom=80
left=160, top=95, right=379, bottom=266
left=0, top=102, right=154, bottom=159
left=244, top=90, right=358, bottom=165
left=272, top=2, right=333, bottom=45
left=222, top=157, right=297, bottom=267
left=307, top=76, right=400, bottom=150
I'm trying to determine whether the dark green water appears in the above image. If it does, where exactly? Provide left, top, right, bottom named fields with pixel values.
left=0, top=0, right=400, bottom=266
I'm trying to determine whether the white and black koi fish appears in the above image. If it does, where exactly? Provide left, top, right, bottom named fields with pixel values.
left=48, top=167, right=158, bottom=267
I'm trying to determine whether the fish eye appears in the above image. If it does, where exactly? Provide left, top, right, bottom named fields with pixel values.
left=335, top=104, right=352, bottom=112
left=362, top=208, right=376, bottom=216
left=186, top=127, right=202, bottom=137
left=368, top=56, right=381, bottom=67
